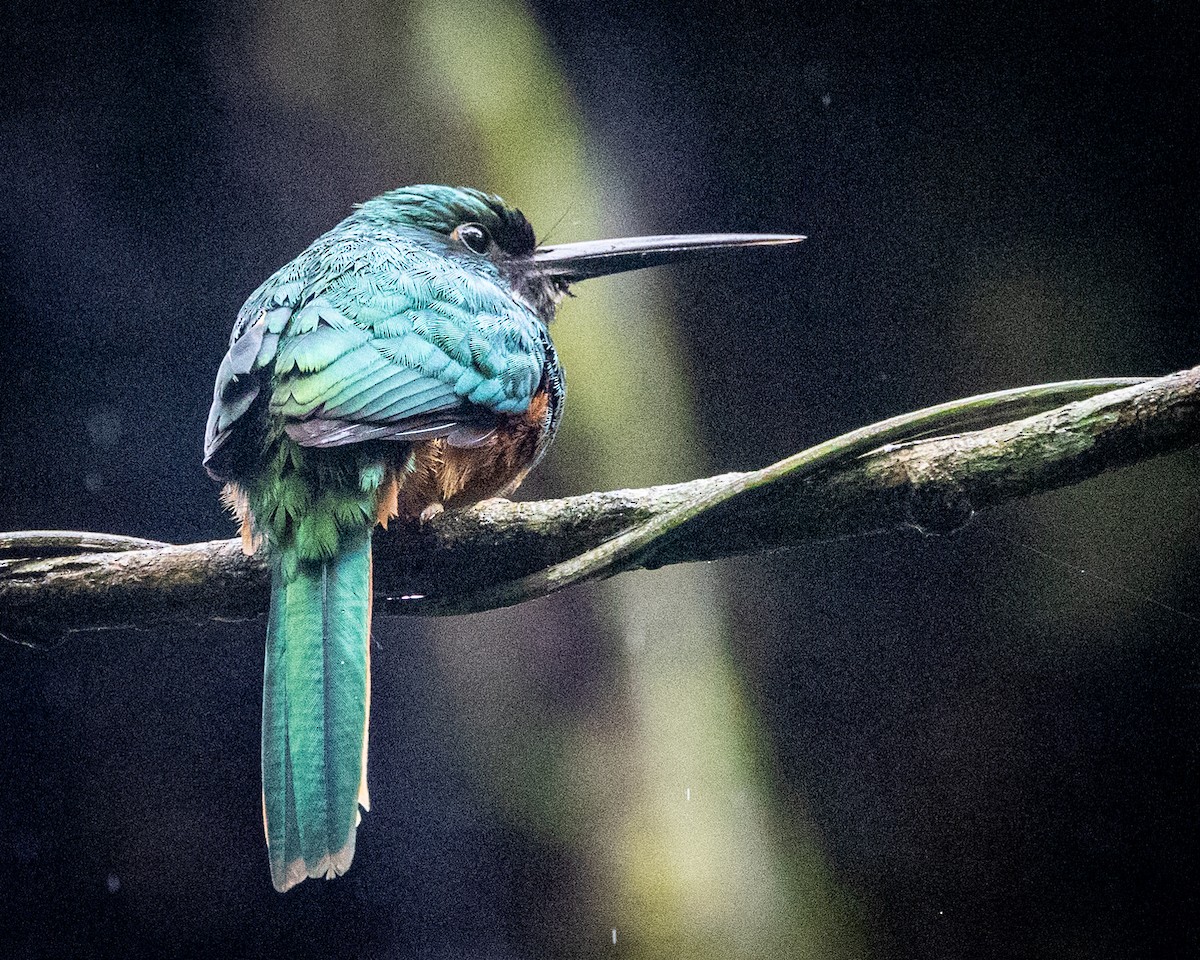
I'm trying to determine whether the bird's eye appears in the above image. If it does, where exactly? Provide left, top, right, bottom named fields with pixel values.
left=453, top=222, right=491, bottom=255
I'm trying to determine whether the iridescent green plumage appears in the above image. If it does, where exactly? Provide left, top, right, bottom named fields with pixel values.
left=206, top=186, right=557, bottom=892
left=206, top=187, right=552, bottom=479
left=262, top=531, right=371, bottom=890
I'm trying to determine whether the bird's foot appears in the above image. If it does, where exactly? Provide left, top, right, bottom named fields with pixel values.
left=418, top=503, right=445, bottom=525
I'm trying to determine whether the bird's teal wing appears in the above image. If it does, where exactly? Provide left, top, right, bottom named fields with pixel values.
left=204, top=232, right=546, bottom=476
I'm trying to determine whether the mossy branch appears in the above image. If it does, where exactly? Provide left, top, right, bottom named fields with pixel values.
left=2, top=367, right=1197, bottom=647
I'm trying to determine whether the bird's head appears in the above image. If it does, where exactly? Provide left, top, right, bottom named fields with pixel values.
left=356, top=184, right=804, bottom=323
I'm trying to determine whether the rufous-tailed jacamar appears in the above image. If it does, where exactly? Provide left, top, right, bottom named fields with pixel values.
left=203, top=184, right=801, bottom=891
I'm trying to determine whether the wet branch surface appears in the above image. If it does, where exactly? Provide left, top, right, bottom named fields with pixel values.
left=2, top=366, right=1197, bottom=646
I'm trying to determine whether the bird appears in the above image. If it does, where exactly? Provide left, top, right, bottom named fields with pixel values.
left=203, top=184, right=802, bottom=891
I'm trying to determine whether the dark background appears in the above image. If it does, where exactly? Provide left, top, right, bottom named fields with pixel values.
left=1, top=1, right=1197, bottom=958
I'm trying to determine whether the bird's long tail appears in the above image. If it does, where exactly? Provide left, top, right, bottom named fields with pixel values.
left=261, top=527, right=372, bottom=893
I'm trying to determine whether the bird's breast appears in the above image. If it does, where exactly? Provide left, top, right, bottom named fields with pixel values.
left=390, top=387, right=556, bottom=521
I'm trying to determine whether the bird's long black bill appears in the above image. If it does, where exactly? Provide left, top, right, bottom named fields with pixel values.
left=533, top=232, right=805, bottom=282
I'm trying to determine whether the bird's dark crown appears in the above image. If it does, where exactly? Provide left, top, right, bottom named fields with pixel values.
left=356, top=184, right=537, bottom=257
